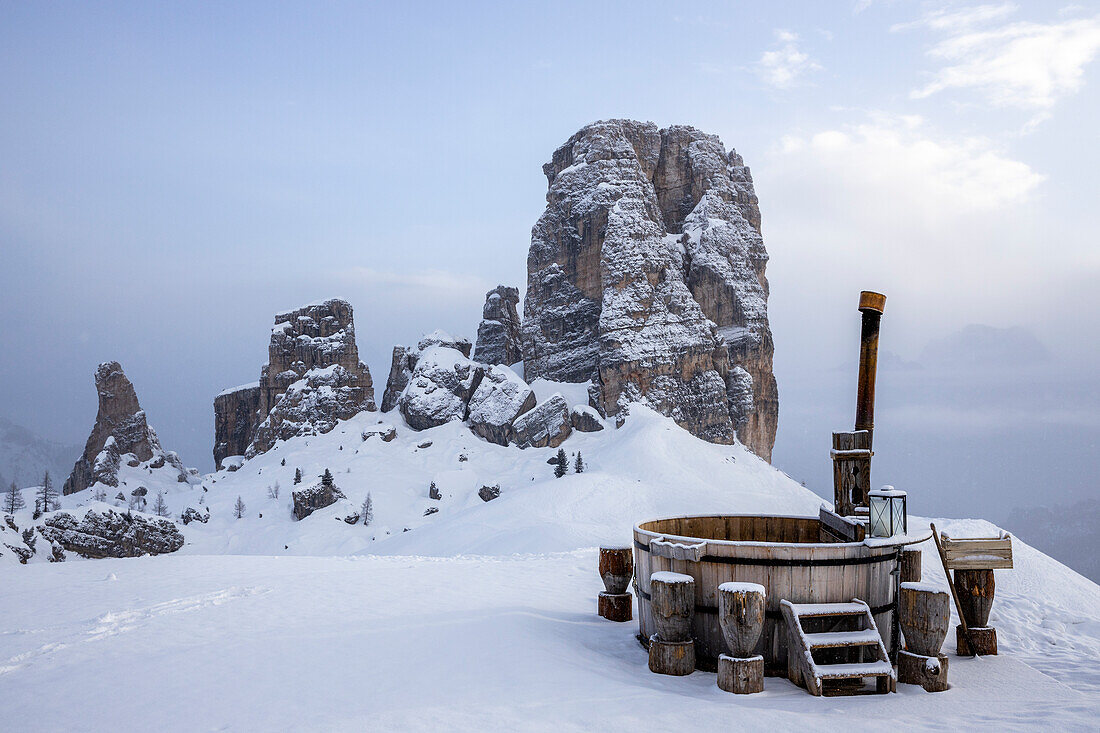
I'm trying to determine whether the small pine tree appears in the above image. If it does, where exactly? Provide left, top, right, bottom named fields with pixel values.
left=320, top=469, right=334, bottom=488
left=267, top=481, right=280, bottom=499
left=35, top=470, right=59, bottom=515
left=361, top=493, right=373, bottom=526
left=234, top=495, right=246, bottom=519
left=554, top=448, right=568, bottom=478
left=281, top=458, right=286, bottom=466
left=294, top=468, right=302, bottom=485
left=152, top=491, right=170, bottom=518
left=4, top=480, right=25, bottom=515
left=574, top=452, right=584, bottom=474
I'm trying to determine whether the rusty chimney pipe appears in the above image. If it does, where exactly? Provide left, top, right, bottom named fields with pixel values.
left=855, top=291, right=886, bottom=445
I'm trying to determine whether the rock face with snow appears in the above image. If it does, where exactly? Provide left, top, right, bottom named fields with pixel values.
left=39, top=509, right=184, bottom=558
left=398, top=346, right=485, bottom=431
left=569, top=405, right=604, bottom=433
left=467, top=365, right=536, bottom=445
left=292, top=480, right=346, bottom=521
left=521, top=120, right=778, bottom=461
left=63, top=362, right=187, bottom=495
left=512, top=393, right=572, bottom=448
left=214, top=299, right=376, bottom=466
left=213, top=383, right=261, bottom=468
left=473, top=286, right=523, bottom=366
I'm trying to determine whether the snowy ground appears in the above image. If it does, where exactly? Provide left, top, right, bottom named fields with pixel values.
left=2, top=544, right=1098, bottom=732
left=2, top=405, right=1099, bottom=730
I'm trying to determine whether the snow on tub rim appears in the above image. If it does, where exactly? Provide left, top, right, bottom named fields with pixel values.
left=632, top=513, right=929, bottom=675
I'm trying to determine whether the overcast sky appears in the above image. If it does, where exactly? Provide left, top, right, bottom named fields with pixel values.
left=1, top=1, right=1097, bottom=521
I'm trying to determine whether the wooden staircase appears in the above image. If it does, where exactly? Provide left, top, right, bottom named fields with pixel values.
left=781, top=599, right=896, bottom=696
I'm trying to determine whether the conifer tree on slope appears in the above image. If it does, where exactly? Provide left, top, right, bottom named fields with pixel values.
left=361, top=493, right=373, bottom=526
left=294, top=468, right=302, bottom=485
left=574, top=452, right=584, bottom=473
left=4, top=480, right=25, bottom=515
left=234, top=495, right=247, bottom=519
left=554, top=448, right=568, bottom=478
left=152, top=491, right=170, bottom=518
left=321, top=468, right=334, bottom=488
left=35, top=470, right=59, bottom=516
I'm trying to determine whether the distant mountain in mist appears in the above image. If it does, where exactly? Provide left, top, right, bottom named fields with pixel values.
left=0, top=416, right=81, bottom=489
left=919, top=324, right=1051, bottom=367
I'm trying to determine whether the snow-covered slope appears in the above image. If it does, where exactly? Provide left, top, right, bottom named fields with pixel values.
left=3, top=394, right=1099, bottom=730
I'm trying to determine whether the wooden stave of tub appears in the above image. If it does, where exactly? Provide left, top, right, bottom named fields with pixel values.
left=634, top=514, right=908, bottom=675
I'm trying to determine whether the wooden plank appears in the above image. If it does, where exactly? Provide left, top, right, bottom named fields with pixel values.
left=819, top=506, right=865, bottom=542
left=945, top=557, right=1013, bottom=570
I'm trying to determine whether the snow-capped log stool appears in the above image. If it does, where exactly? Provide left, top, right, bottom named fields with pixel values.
left=648, top=571, right=695, bottom=676
left=598, top=545, right=633, bottom=622
left=897, top=582, right=949, bottom=692
left=716, top=582, right=765, bottom=694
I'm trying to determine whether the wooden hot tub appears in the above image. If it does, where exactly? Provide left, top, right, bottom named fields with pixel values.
left=634, top=514, right=921, bottom=675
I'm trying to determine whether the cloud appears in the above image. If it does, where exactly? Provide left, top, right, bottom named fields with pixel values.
left=757, top=30, right=822, bottom=88
left=898, top=5, right=1100, bottom=110
left=774, top=113, right=1043, bottom=214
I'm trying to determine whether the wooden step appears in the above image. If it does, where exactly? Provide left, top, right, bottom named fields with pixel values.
left=815, top=661, right=894, bottom=680
left=803, top=629, right=882, bottom=649
left=785, top=601, right=868, bottom=617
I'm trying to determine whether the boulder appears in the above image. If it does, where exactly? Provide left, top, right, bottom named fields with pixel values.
left=466, top=365, right=536, bottom=446
left=39, top=510, right=184, bottom=558
left=382, top=330, right=473, bottom=413
left=398, top=347, right=484, bottom=431
left=478, top=485, right=501, bottom=502
left=473, top=286, right=523, bottom=366
left=362, top=425, right=397, bottom=442
left=512, top=393, right=571, bottom=448
left=180, top=507, right=209, bottom=525
left=521, top=120, right=778, bottom=461
left=63, top=362, right=190, bottom=495
left=215, top=299, right=376, bottom=464
left=570, top=405, right=604, bottom=432
left=292, top=481, right=346, bottom=521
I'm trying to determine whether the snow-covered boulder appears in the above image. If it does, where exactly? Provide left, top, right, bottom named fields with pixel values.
left=569, top=405, right=604, bottom=432
left=38, top=509, right=184, bottom=558
left=466, top=365, right=536, bottom=446
left=398, top=347, right=485, bottom=431
left=512, top=393, right=571, bottom=448
left=292, top=479, right=346, bottom=521
left=382, top=330, right=474, bottom=413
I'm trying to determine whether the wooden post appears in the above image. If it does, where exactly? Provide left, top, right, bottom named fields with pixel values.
left=899, top=584, right=949, bottom=657
left=953, top=569, right=995, bottom=627
left=832, top=430, right=872, bottom=515
left=648, top=572, right=696, bottom=676
left=597, top=545, right=633, bottom=622
left=900, top=547, right=921, bottom=583
left=717, top=582, right=765, bottom=694
left=855, top=290, right=886, bottom=446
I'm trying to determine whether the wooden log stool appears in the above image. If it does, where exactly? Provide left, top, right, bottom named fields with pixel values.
left=648, top=571, right=695, bottom=676
left=897, top=582, right=950, bottom=692
left=716, top=582, right=765, bottom=694
left=954, top=569, right=998, bottom=655
left=597, top=545, right=633, bottom=622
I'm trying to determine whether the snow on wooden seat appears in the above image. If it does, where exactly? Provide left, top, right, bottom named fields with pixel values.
left=802, top=629, right=882, bottom=649
left=785, top=601, right=868, bottom=617
left=815, top=661, right=894, bottom=679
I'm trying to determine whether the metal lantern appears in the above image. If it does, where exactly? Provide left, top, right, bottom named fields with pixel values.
left=868, top=486, right=907, bottom=538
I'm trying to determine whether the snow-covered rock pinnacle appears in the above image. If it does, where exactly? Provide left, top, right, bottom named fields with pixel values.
left=473, top=285, right=523, bottom=367
left=521, top=120, right=778, bottom=460
left=63, top=361, right=188, bottom=495
left=214, top=298, right=376, bottom=467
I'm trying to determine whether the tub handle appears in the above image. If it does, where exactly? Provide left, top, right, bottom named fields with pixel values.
left=649, top=537, right=707, bottom=562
